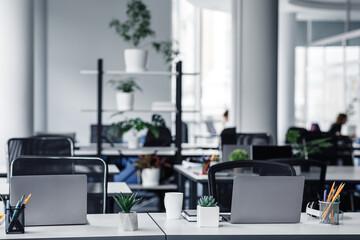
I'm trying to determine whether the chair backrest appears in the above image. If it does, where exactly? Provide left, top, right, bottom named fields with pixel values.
left=6, top=137, right=74, bottom=179
left=35, top=132, right=76, bottom=143
left=220, top=127, right=236, bottom=145
left=252, top=145, right=293, bottom=160
left=236, top=133, right=273, bottom=145
left=10, top=156, right=107, bottom=214
left=143, top=126, right=172, bottom=147
left=208, top=160, right=295, bottom=211
left=269, top=158, right=327, bottom=210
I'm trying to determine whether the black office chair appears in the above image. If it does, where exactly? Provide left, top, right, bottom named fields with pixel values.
left=269, top=158, right=327, bottom=211
left=220, top=127, right=236, bottom=145
left=208, top=160, right=296, bottom=211
left=10, top=156, right=107, bottom=214
left=143, top=126, right=172, bottom=147
left=236, top=133, right=273, bottom=145
left=6, top=137, right=74, bottom=179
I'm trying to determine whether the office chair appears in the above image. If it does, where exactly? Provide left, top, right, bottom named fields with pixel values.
left=10, top=156, right=107, bottom=214
left=220, top=127, right=236, bottom=145
left=269, top=158, right=327, bottom=211
left=143, top=126, right=172, bottom=147
left=6, top=137, right=74, bottom=179
left=236, top=133, right=273, bottom=145
left=252, top=145, right=293, bottom=160
left=208, top=160, right=296, bottom=211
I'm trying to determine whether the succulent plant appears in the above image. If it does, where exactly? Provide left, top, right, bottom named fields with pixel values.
left=113, top=193, right=142, bottom=213
left=198, top=196, right=217, bottom=207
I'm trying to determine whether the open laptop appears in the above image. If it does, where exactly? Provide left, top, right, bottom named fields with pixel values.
left=221, top=144, right=252, bottom=162
left=230, top=176, right=304, bottom=223
left=10, top=175, right=87, bottom=226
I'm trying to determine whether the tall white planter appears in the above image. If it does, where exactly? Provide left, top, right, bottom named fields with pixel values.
left=141, top=168, right=160, bottom=187
left=116, top=92, right=134, bottom=111
left=127, top=135, right=139, bottom=149
left=197, top=205, right=219, bottom=228
left=118, top=212, right=138, bottom=231
left=124, top=49, right=148, bottom=72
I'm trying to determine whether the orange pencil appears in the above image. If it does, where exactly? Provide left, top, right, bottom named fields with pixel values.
left=24, top=194, right=32, bottom=205
left=326, top=182, right=335, bottom=202
left=322, top=183, right=344, bottom=219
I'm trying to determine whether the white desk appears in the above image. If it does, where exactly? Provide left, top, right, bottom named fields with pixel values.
left=149, top=212, right=360, bottom=240
left=0, top=213, right=164, bottom=240
left=0, top=182, right=132, bottom=196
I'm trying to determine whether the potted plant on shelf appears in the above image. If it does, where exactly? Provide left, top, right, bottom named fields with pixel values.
left=108, top=77, right=142, bottom=111
left=134, top=154, right=171, bottom=186
left=108, top=118, right=159, bottom=149
left=152, top=40, right=180, bottom=71
left=113, top=193, right=142, bottom=231
left=197, top=196, right=219, bottom=228
left=109, top=0, right=155, bottom=72
left=229, top=149, right=249, bottom=174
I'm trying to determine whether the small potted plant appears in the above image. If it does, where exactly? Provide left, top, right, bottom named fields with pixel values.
left=229, top=149, right=249, bottom=174
left=108, top=118, right=159, bottom=149
left=109, top=0, right=155, bottom=72
left=134, top=154, right=171, bottom=186
left=113, top=193, right=142, bottom=231
left=197, top=196, right=219, bottom=228
left=152, top=40, right=180, bottom=71
left=109, top=77, right=142, bottom=111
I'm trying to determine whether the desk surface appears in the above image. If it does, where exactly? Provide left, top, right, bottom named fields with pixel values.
left=149, top=212, right=360, bottom=240
left=174, top=164, right=360, bottom=183
left=0, top=181, right=132, bottom=196
left=0, top=213, right=164, bottom=240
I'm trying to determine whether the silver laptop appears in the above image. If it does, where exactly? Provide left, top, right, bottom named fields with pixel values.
left=10, top=175, right=87, bottom=226
left=221, top=144, right=252, bottom=162
left=230, top=176, right=304, bottom=223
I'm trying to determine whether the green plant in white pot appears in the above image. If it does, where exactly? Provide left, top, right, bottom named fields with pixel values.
left=109, top=0, right=154, bottom=72
left=113, top=193, right=142, bottom=231
left=197, top=196, right=219, bottom=228
left=109, top=77, right=142, bottom=111
left=229, top=149, right=249, bottom=174
left=108, top=118, right=159, bottom=149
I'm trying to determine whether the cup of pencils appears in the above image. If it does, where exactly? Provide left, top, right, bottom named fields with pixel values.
left=319, top=182, right=344, bottom=225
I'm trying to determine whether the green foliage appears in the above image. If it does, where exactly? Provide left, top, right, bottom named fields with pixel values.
left=198, top=196, right=217, bottom=207
left=108, top=118, right=159, bottom=139
left=113, top=193, right=142, bottom=213
left=151, top=114, right=166, bottom=127
left=133, top=154, right=171, bottom=170
left=286, top=130, right=333, bottom=159
left=229, top=149, right=249, bottom=161
left=108, top=77, right=142, bottom=93
left=152, top=40, right=180, bottom=70
left=109, top=0, right=155, bottom=47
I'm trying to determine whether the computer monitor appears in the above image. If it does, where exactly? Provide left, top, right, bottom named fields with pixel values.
left=252, top=145, right=293, bottom=160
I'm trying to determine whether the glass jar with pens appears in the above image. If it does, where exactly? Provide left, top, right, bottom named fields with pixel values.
left=319, top=182, right=344, bottom=225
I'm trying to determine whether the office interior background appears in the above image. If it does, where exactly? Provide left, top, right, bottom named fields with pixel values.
left=0, top=0, right=359, bottom=168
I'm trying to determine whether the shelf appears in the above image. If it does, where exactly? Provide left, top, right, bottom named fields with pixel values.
left=80, top=70, right=200, bottom=76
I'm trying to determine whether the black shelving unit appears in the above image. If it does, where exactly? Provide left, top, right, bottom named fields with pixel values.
left=91, top=59, right=184, bottom=163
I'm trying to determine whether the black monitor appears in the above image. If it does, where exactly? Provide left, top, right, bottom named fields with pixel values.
left=252, top=145, right=293, bottom=160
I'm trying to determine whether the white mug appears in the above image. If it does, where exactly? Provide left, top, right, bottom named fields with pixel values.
left=164, top=192, right=183, bottom=219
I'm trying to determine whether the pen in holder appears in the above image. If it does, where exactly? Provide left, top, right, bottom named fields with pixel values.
left=5, top=204, right=25, bottom=234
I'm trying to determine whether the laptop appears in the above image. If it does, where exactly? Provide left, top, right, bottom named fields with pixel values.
left=10, top=175, right=87, bottom=226
left=252, top=145, right=293, bottom=160
left=230, top=176, right=304, bottom=223
left=221, top=144, right=252, bottom=162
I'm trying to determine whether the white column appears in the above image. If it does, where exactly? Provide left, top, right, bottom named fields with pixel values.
left=34, top=0, right=47, bottom=132
left=0, top=0, right=34, bottom=166
left=233, top=0, right=279, bottom=142
left=278, top=13, right=296, bottom=144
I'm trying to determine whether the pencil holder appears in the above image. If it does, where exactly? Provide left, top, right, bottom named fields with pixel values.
left=319, top=201, right=339, bottom=225
left=5, top=205, right=25, bottom=234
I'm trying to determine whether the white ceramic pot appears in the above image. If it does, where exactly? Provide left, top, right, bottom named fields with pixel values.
left=116, top=92, right=134, bottom=111
left=118, top=212, right=138, bottom=231
left=197, top=205, right=219, bottom=228
left=128, top=135, right=139, bottom=149
left=141, top=168, right=160, bottom=187
left=124, top=49, right=148, bottom=72
left=164, top=192, right=183, bottom=220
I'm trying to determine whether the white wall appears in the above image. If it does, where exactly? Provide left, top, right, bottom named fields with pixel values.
left=46, top=0, right=172, bottom=143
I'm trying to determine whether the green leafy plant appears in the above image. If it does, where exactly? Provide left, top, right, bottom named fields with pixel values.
left=108, top=77, right=142, bottom=93
left=108, top=118, right=159, bottom=138
left=109, top=0, right=155, bottom=47
left=133, top=154, right=171, bottom=170
left=113, top=193, right=142, bottom=213
left=152, top=40, right=180, bottom=70
left=229, top=149, right=249, bottom=161
left=198, top=196, right=217, bottom=207
left=151, top=114, right=166, bottom=127
left=286, top=130, right=333, bottom=159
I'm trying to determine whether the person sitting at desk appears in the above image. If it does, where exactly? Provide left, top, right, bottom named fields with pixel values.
left=328, top=113, right=347, bottom=136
